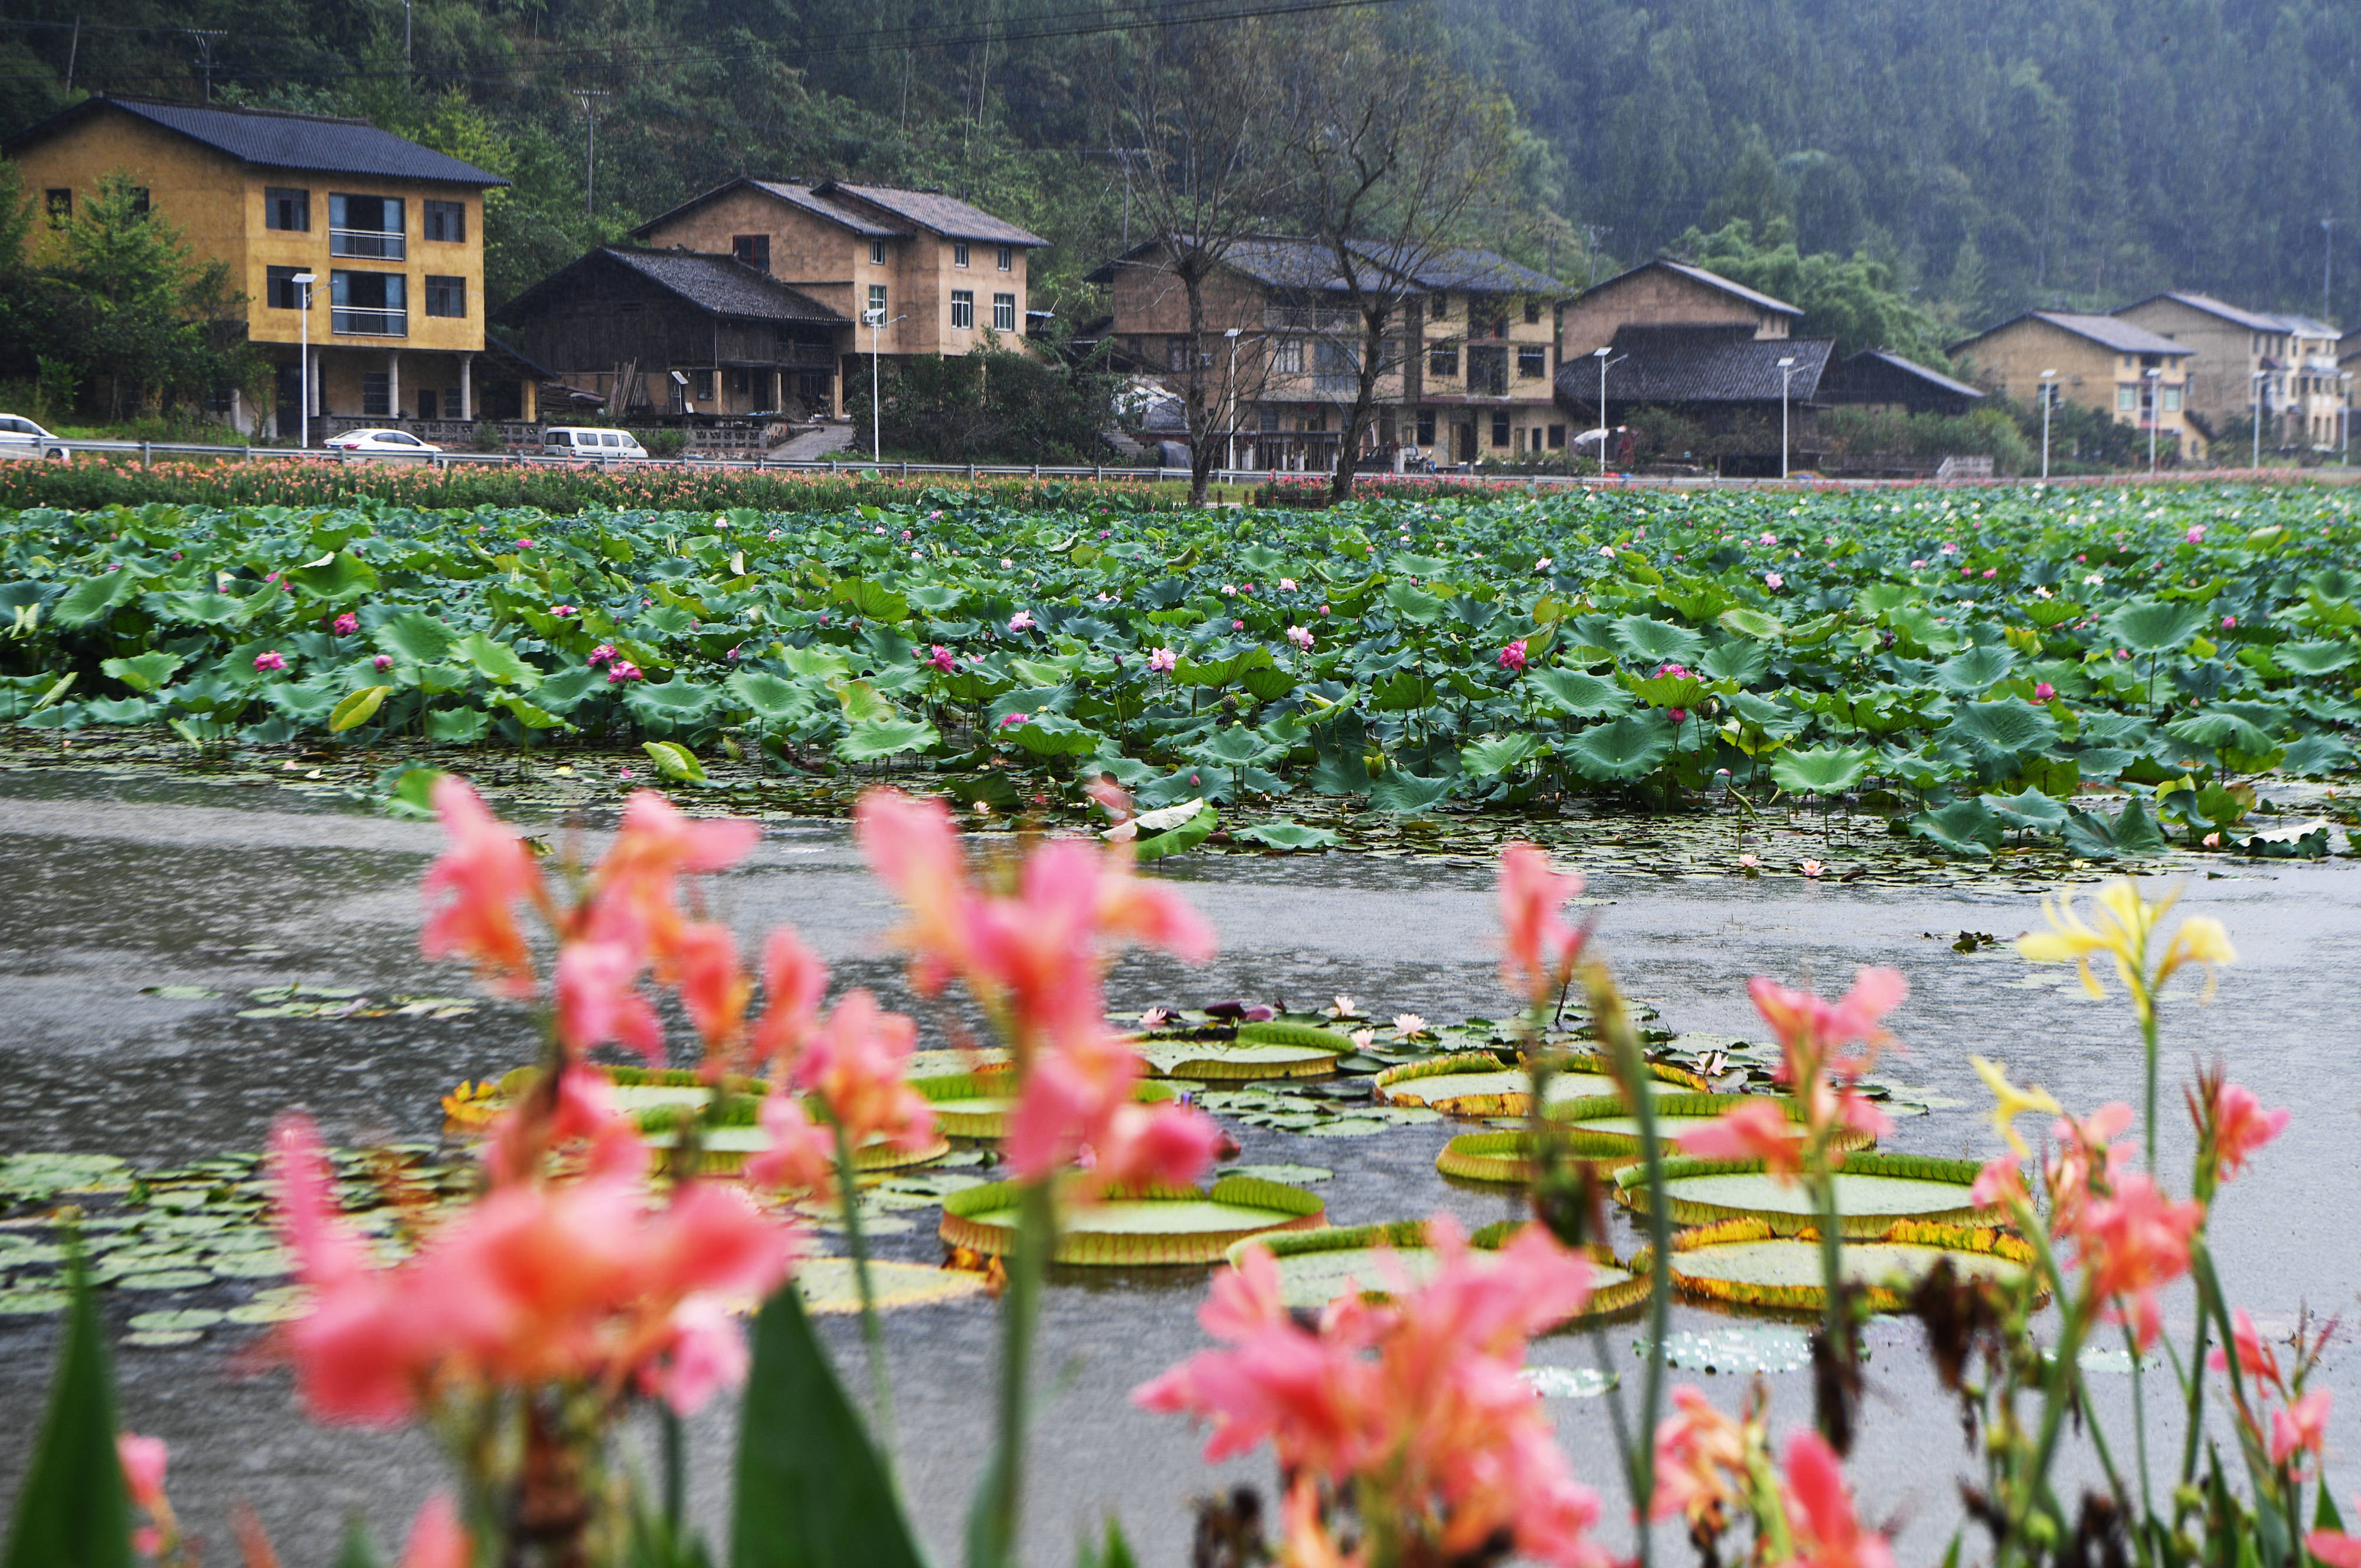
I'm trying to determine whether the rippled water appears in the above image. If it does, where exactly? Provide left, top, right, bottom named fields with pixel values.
left=4, top=767, right=2358, bottom=1566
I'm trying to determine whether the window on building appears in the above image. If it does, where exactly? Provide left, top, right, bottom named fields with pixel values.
left=727, top=368, right=752, bottom=398
left=954, top=241, right=970, bottom=267
left=43, top=188, right=69, bottom=225
left=870, top=238, right=886, bottom=264
left=1491, top=411, right=1510, bottom=447
left=265, top=187, right=310, bottom=231
left=418, top=388, right=438, bottom=420
left=866, top=284, right=887, bottom=323
left=266, top=266, right=308, bottom=310
left=2117, top=386, right=2137, bottom=412
left=1467, top=346, right=1507, bottom=395
left=329, top=194, right=405, bottom=258
left=996, top=245, right=1012, bottom=271
left=1429, top=345, right=1458, bottom=377
left=361, top=372, right=391, bottom=417
left=992, top=292, right=1015, bottom=332
left=1417, top=410, right=1436, bottom=444
left=1167, top=336, right=1192, bottom=373
left=950, top=289, right=974, bottom=329
left=1430, top=292, right=1447, bottom=319
left=1275, top=338, right=1305, bottom=374
left=331, top=270, right=406, bottom=335
left=1259, top=405, right=1281, bottom=432
left=2163, top=387, right=2183, bottom=413
left=129, top=188, right=150, bottom=217
left=1523, top=300, right=1541, bottom=325
left=1517, top=344, right=1547, bottom=378
left=732, top=234, right=770, bottom=272
left=423, top=199, right=465, bottom=243
left=424, top=276, right=466, bottom=317
left=1547, top=423, right=1566, bottom=449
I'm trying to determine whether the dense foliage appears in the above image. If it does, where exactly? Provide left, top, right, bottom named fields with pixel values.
left=5, top=484, right=2358, bottom=856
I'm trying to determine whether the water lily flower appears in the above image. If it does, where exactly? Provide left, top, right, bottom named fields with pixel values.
left=2034, top=682, right=2056, bottom=702
left=333, top=612, right=360, bottom=635
left=1328, top=994, right=1356, bottom=1018
left=1286, top=625, right=1314, bottom=650
left=1764, top=571, right=1784, bottom=590
left=254, top=650, right=288, bottom=672
left=374, top=654, right=394, bottom=671
left=1738, top=852, right=1760, bottom=869
left=1349, top=1027, right=1375, bottom=1051
left=1497, top=639, right=1529, bottom=672
left=1007, top=611, right=1036, bottom=633
left=1392, top=1013, right=1428, bottom=1037
left=1800, top=857, right=1823, bottom=877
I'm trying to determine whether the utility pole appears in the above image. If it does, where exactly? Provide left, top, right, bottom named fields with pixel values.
left=1777, top=355, right=1797, bottom=479
left=574, top=92, right=610, bottom=218
left=2039, top=368, right=2056, bottom=480
left=2326, top=217, right=2339, bottom=325
left=404, top=0, right=412, bottom=71
left=188, top=29, right=227, bottom=102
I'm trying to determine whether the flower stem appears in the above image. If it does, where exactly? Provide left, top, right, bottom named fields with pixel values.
left=967, top=1178, right=1054, bottom=1568
left=833, top=1122, right=895, bottom=1456
left=1585, top=961, right=1667, bottom=1568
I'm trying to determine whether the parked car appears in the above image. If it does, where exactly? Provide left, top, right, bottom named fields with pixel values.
left=543, top=427, right=649, bottom=460
left=0, top=414, right=68, bottom=460
left=323, top=428, right=440, bottom=454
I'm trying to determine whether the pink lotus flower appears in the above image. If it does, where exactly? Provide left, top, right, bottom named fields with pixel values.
left=1656, top=662, right=1690, bottom=679
left=1232, top=618, right=1245, bottom=631
left=1497, top=843, right=1585, bottom=1004
left=1007, top=611, right=1036, bottom=633
left=1137, top=1217, right=1604, bottom=1567
left=374, top=654, right=394, bottom=672
left=254, top=650, right=288, bottom=672
left=1669, top=706, right=1689, bottom=723
left=514, top=538, right=535, bottom=550
left=926, top=644, right=958, bottom=673
left=1286, top=624, right=1314, bottom=650
left=2222, top=615, right=2237, bottom=630
left=1760, top=532, right=1778, bottom=545
left=1497, top=639, right=1529, bottom=672
left=607, top=661, right=643, bottom=683
left=1983, top=568, right=1998, bottom=578
left=423, top=777, right=549, bottom=997
left=2034, top=682, right=2056, bottom=702
left=1764, top=572, right=1784, bottom=591
left=333, top=611, right=360, bottom=635
left=588, top=644, right=616, bottom=666
left=550, top=604, right=577, bottom=617
left=1000, top=711, right=1029, bottom=728
left=1148, top=647, right=1178, bottom=673
left=2187, top=525, right=2207, bottom=543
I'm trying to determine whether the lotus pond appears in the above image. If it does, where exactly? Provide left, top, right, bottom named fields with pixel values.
left=4, top=767, right=2361, bottom=1567
left=4, top=482, right=2359, bottom=866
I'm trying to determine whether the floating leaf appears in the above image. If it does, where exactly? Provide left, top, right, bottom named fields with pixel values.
left=940, top=1176, right=1323, bottom=1265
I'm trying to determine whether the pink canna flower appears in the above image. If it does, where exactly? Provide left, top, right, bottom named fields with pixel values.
left=2272, top=1389, right=2333, bottom=1469
left=2068, top=1169, right=2202, bottom=1351
left=1497, top=638, right=1529, bottom=672
left=254, top=650, right=288, bottom=672
left=1650, top=1386, right=1747, bottom=1526
left=790, top=990, right=936, bottom=1156
left=116, top=1433, right=169, bottom=1512
left=670, top=920, right=752, bottom=1054
left=1496, top=843, right=1585, bottom=1004
left=1677, top=1096, right=1805, bottom=1175
left=2213, top=1305, right=2284, bottom=1390
left=333, top=612, right=360, bottom=635
left=1783, top=1428, right=1895, bottom=1568
left=2202, top=1079, right=2289, bottom=1180
left=2313, top=1527, right=2361, bottom=1568
left=745, top=1089, right=838, bottom=1194
left=747, top=927, right=829, bottom=1069
left=422, top=776, right=548, bottom=996
left=393, top=1494, right=472, bottom=1568
left=1971, top=1155, right=2031, bottom=1210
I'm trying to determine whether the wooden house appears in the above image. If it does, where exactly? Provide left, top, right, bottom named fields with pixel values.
left=1559, top=258, right=1803, bottom=361
left=1553, top=322, right=1834, bottom=475
left=1817, top=349, right=1986, bottom=417
left=492, top=247, right=851, bottom=420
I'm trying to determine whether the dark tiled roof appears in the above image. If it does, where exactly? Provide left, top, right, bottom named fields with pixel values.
left=598, top=249, right=848, bottom=323
left=820, top=182, right=1046, bottom=246
left=1357, top=244, right=1568, bottom=296
left=1827, top=348, right=1986, bottom=402
left=5, top=95, right=506, bottom=185
left=1555, top=323, right=1834, bottom=405
left=1580, top=258, right=1803, bottom=318
left=1085, top=235, right=1352, bottom=291
left=1953, top=312, right=2190, bottom=356
left=629, top=178, right=910, bottom=241
left=2121, top=292, right=2281, bottom=332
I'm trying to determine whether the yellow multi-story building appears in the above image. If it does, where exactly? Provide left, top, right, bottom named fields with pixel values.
left=4, top=94, right=509, bottom=438
left=1950, top=310, right=2200, bottom=460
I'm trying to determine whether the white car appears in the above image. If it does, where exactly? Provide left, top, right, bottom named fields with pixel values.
left=0, top=414, right=68, bottom=460
left=323, top=428, right=440, bottom=454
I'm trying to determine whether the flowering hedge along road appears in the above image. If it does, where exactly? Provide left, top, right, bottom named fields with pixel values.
left=3, top=484, right=2357, bottom=857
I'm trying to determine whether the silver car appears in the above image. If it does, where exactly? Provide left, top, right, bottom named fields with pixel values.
left=0, top=414, right=68, bottom=460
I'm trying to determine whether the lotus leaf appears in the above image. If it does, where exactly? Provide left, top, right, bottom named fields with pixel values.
left=1562, top=715, right=1674, bottom=783
left=1768, top=745, right=1872, bottom=796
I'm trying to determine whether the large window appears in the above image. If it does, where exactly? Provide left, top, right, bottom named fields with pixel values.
left=733, top=234, right=770, bottom=272
left=992, top=292, right=1015, bottom=332
left=423, top=199, right=465, bottom=243
left=331, top=270, right=406, bottom=336
left=265, top=186, right=310, bottom=232
left=424, top=276, right=466, bottom=317
left=1524, top=300, right=1541, bottom=325
left=1491, top=411, right=1510, bottom=447
left=1428, top=344, right=1458, bottom=378
left=266, top=266, right=309, bottom=310
left=2163, top=387, right=2183, bottom=413
left=866, top=284, right=887, bottom=322
left=1517, top=344, right=1548, bottom=379
left=950, top=289, right=974, bottom=329
left=361, top=372, right=391, bottom=417
left=329, top=194, right=405, bottom=259
left=1275, top=339, right=1306, bottom=374
left=2117, top=385, right=2137, bottom=413
left=1467, top=346, right=1508, bottom=395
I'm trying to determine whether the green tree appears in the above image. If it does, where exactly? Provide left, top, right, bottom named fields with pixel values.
left=1674, top=217, right=1951, bottom=365
left=850, top=341, right=1116, bottom=463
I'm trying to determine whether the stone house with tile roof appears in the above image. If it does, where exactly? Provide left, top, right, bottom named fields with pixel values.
left=1554, top=322, right=1834, bottom=475
left=1950, top=310, right=2198, bottom=458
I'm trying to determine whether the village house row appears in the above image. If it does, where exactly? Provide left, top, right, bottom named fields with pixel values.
left=8, top=94, right=2353, bottom=469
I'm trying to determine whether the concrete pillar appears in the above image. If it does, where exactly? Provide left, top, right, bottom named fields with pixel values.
left=521, top=378, right=537, bottom=424
left=387, top=348, right=401, bottom=421
left=459, top=353, right=473, bottom=421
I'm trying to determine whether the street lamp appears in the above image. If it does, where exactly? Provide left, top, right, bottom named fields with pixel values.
left=864, top=306, right=906, bottom=462
left=2251, top=368, right=2270, bottom=471
left=1590, top=345, right=1619, bottom=476
left=2039, top=369, right=2057, bottom=480
left=1776, top=355, right=1797, bottom=479
left=2144, top=366, right=2162, bottom=474
left=1223, top=328, right=1243, bottom=476
left=2342, top=372, right=2354, bottom=466
left=292, top=272, right=316, bottom=449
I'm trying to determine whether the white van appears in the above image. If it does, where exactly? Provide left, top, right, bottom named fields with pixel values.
left=543, top=427, right=649, bottom=460
left=0, top=414, right=68, bottom=460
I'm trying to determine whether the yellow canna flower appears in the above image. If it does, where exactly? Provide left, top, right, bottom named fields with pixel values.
left=1971, top=1055, right=2061, bottom=1158
left=2015, top=878, right=2233, bottom=1022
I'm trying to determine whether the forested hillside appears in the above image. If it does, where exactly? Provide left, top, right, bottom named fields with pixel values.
left=0, top=0, right=2353, bottom=335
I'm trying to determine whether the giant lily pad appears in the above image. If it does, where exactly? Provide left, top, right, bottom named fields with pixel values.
left=1373, top=1052, right=1703, bottom=1115
left=1548, top=1093, right=1871, bottom=1157
left=1639, top=1216, right=2036, bottom=1312
left=1225, top=1220, right=1646, bottom=1322
left=796, top=1258, right=989, bottom=1315
left=1613, top=1152, right=1997, bottom=1237
left=939, top=1175, right=1325, bottom=1265
left=1435, top=1129, right=1651, bottom=1184
left=918, top=1072, right=1179, bottom=1140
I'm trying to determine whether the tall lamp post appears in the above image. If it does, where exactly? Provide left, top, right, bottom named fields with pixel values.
left=1223, top=327, right=1242, bottom=477
left=2251, top=368, right=2269, bottom=470
left=2144, top=366, right=2162, bottom=474
left=1589, top=345, right=1628, bottom=476
left=2342, top=371, right=2354, bottom=467
left=864, top=306, right=905, bottom=461
left=2039, top=368, right=2057, bottom=480
left=1776, top=355, right=1797, bottom=479
left=292, top=271, right=316, bottom=449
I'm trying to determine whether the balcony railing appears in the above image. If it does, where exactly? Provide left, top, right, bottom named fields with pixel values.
left=332, top=308, right=408, bottom=338
left=330, top=228, right=406, bottom=260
